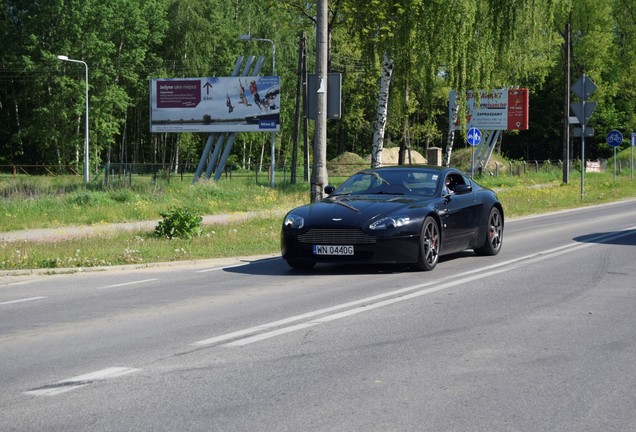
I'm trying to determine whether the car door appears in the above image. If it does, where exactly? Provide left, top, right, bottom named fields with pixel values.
left=438, top=174, right=479, bottom=253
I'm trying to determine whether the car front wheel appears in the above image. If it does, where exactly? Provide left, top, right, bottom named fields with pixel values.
left=414, top=216, right=440, bottom=271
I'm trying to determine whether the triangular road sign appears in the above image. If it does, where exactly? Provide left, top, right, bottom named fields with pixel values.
left=571, top=101, right=597, bottom=125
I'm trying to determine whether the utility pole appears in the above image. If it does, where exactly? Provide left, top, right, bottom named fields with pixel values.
left=302, top=38, right=309, bottom=183
left=311, top=0, right=329, bottom=202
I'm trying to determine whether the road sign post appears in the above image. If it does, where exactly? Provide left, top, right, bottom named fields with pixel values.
left=631, top=132, right=635, bottom=179
left=571, top=74, right=597, bottom=200
left=606, top=129, right=623, bottom=181
left=467, top=127, right=481, bottom=179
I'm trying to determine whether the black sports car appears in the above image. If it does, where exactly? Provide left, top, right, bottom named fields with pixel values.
left=281, top=166, right=503, bottom=271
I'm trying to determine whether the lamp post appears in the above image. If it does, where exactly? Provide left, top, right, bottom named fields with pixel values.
left=239, top=34, right=277, bottom=188
left=239, top=34, right=275, bottom=75
left=57, top=55, right=89, bottom=184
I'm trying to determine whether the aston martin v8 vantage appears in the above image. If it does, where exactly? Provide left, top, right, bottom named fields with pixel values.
left=281, top=166, right=503, bottom=271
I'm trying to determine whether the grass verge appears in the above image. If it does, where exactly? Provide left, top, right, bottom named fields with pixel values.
left=1, top=216, right=281, bottom=270
left=1, top=169, right=635, bottom=271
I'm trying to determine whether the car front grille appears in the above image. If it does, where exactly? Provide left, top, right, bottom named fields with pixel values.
left=297, top=228, right=377, bottom=245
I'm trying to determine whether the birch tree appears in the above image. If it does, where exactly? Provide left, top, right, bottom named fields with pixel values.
left=371, top=53, right=393, bottom=167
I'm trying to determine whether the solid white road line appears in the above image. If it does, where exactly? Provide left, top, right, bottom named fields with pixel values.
left=25, top=367, right=141, bottom=396
left=0, top=296, right=47, bottom=306
left=224, top=264, right=514, bottom=347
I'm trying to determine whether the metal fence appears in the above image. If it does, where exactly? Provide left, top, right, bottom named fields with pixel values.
left=100, top=162, right=281, bottom=186
left=0, top=164, right=80, bottom=176
left=2, top=157, right=634, bottom=185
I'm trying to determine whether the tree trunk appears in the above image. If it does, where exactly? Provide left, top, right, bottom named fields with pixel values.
left=399, top=77, right=409, bottom=165
left=174, top=136, right=180, bottom=174
left=445, top=91, right=459, bottom=167
left=371, top=52, right=393, bottom=168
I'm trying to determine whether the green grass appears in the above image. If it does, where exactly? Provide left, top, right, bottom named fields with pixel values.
left=1, top=168, right=636, bottom=271
left=482, top=169, right=636, bottom=217
left=1, top=216, right=281, bottom=270
left=1, top=175, right=307, bottom=231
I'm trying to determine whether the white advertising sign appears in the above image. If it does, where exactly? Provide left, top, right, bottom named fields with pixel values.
left=150, top=76, right=280, bottom=133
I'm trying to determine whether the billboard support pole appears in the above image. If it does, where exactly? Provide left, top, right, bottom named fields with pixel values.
left=206, top=134, right=227, bottom=179
left=474, top=130, right=500, bottom=172
left=214, top=133, right=238, bottom=181
left=193, top=134, right=215, bottom=183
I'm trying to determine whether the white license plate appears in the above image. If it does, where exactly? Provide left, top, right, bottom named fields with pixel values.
left=313, top=245, right=354, bottom=255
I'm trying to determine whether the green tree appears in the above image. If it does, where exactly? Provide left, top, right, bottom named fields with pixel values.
left=2, top=0, right=636, bottom=175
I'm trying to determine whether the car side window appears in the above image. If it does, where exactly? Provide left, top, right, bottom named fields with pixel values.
left=445, top=173, right=467, bottom=194
left=444, top=175, right=456, bottom=195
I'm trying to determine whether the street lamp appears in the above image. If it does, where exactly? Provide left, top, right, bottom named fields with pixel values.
left=239, top=34, right=277, bottom=187
left=57, top=55, right=89, bottom=184
left=239, top=34, right=275, bottom=75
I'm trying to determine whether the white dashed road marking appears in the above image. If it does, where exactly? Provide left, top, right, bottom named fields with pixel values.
left=97, top=279, right=158, bottom=290
left=25, top=367, right=141, bottom=396
left=0, top=296, right=47, bottom=306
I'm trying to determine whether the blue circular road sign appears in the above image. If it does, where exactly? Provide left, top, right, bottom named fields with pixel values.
left=467, top=127, right=482, bottom=146
left=606, top=130, right=623, bottom=147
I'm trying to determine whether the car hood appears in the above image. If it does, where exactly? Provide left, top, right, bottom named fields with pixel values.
left=291, top=194, right=433, bottom=226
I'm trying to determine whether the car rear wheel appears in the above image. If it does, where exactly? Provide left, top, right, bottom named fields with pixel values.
left=474, top=206, right=503, bottom=256
left=414, top=216, right=440, bottom=271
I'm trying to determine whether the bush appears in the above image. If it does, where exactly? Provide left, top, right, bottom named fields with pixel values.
left=154, top=207, right=202, bottom=239
left=109, top=189, right=136, bottom=203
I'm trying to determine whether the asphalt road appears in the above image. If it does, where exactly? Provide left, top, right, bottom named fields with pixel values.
left=1, top=200, right=636, bottom=431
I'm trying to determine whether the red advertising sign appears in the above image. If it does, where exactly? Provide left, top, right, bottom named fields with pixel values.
left=507, top=88, right=528, bottom=130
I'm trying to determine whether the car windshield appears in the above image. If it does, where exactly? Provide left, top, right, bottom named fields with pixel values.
left=333, top=170, right=438, bottom=197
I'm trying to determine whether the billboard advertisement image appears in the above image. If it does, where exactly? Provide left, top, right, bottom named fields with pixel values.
left=150, top=76, right=280, bottom=133
left=450, top=88, right=528, bottom=131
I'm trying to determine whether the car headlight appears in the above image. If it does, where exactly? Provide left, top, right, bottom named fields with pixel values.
left=369, top=216, right=411, bottom=230
left=284, top=214, right=305, bottom=229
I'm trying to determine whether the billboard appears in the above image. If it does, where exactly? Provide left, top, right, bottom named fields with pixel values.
left=150, top=76, right=280, bottom=133
left=450, top=88, right=528, bottom=131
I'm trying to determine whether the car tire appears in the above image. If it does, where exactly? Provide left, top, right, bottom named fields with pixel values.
left=414, top=216, right=440, bottom=271
left=474, top=206, right=503, bottom=256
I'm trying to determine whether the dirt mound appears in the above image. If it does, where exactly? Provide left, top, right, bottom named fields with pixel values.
left=327, top=152, right=368, bottom=176
left=328, top=148, right=429, bottom=177
left=364, top=147, right=428, bottom=165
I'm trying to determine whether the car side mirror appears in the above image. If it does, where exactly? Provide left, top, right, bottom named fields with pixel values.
left=453, top=184, right=472, bottom=194
left=324, top=185, right=336, bottom=195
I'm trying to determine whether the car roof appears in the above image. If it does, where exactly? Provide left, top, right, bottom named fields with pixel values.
left=358, top=165, right=459, bottom=175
